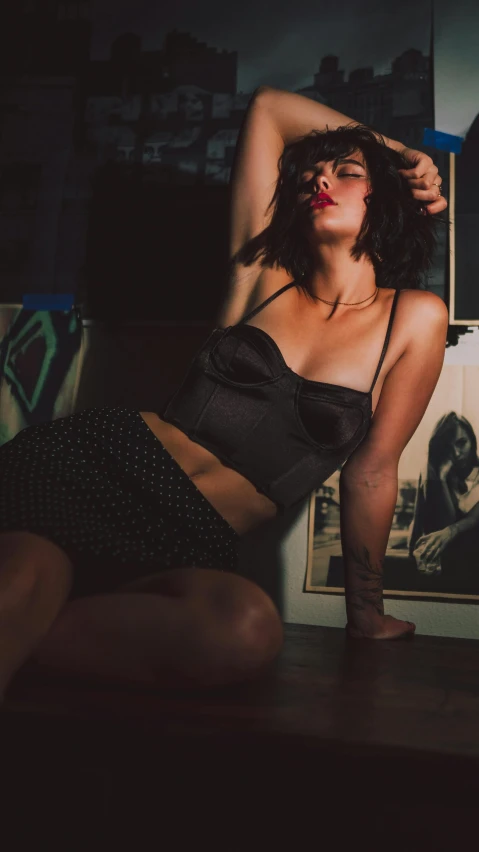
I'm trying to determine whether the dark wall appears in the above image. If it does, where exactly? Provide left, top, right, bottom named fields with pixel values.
left=83, top=165, right=230, bottom=321
left=454, top=115, right=479, bottom=321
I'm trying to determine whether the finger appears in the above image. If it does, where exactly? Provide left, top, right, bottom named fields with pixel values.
left=404, top=174, right=443, bottom=190
left=398, top=162, right=438, bottom=182
left=421, top=197, right=448, bottom=216
left=413, top=187, right=445, bottom=203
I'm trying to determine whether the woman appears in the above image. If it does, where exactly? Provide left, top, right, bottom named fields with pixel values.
left=408, top=412, right=479, bottom=587
left=0, top=87, right=448, bottom=699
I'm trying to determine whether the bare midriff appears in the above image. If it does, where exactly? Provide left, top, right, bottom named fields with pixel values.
left=138, top=412, right=278, bottom=536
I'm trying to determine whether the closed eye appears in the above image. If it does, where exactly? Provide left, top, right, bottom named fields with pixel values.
left=299, top=173, right=364, bottom=188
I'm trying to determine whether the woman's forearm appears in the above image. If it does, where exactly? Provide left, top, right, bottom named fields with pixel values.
left=259, top=85, right=405, bottom=153
left=339, top=466, right=399, bottom=628
left=450, top=499, right=479, bottom=538
left=425, top=477, right=457, bottom=528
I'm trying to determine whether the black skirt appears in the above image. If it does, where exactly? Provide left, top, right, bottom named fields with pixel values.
left=0, top=407, right=240, bottom=599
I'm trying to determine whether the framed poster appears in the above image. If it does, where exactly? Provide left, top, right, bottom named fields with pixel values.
left=305, top=362, right=479, bottom=604
left=434, top=0, right=479, bottom=324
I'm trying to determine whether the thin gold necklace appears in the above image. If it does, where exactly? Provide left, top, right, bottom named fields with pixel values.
left=314, top=286, right=379, bottom=306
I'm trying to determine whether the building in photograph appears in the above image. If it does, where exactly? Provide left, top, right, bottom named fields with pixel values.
left=83, top=30, right=243, bottom=185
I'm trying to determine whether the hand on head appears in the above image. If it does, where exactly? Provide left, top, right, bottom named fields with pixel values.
left=398, top=148, right=448, bottom=216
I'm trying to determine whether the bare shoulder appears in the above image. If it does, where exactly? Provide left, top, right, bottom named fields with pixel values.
left=345, top=289, right=449, bottom=469
left=394, top=288, right=449, bottom=348
left=397, top=288, right=449, bottom=324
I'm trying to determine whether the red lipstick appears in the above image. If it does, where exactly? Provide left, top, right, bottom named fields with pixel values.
left=311, top=192, right=336, bottom=208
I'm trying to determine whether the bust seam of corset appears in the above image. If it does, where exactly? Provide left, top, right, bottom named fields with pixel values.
left=293, top=382, right=366, bottom=451
left=212, top=324, right=281, bottom=373
left=207, top=328, right=286, bottom=387
left=219, top=323, right=371, bottom=396
left=299, top=389, right=372, bottom=405
left=189, top=381, right=221, bottom=436
left=204, top=363, right=286, bottom=389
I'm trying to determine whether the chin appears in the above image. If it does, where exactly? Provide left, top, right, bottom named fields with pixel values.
left=307, top=228, right=360, bottom=246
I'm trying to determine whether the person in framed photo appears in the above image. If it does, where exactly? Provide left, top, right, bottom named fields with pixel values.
left=408, top=412, right=479, bottom=590
left=0, top=86, right=448, bottom=699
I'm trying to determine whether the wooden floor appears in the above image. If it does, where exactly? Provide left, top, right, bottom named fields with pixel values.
left=1, top=623, right=479, bottom=849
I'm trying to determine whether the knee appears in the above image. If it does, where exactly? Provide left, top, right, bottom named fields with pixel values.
left=238, top=602, right=284, bottom=675
left=0, top=531, right=74, bottom=600
left=211, top=576, right=284, bottom=672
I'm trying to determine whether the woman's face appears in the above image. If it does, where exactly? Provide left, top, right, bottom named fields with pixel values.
left=297, top=150, right=372, bottom=247
left=450, top=425, right=473, bottom=473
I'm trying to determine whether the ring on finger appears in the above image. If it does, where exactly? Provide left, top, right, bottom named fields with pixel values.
left=433, top=181, right=442, bottom=197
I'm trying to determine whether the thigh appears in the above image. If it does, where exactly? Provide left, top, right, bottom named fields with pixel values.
left=32, top=566, right=283, bottom=689
left=113, top=566, right=279, bottom=624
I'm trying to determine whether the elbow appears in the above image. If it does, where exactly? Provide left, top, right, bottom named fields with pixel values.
left=246, top=86, right=270, bottom=114
left=340, top=457, right=399, bottom=489
left=252, top=85, right=271, bottom=102
left=252, top=85, right=279, bottom=106
left=254, top=85, right=278, bottom=96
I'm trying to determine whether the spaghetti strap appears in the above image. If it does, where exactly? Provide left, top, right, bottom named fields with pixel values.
left=369, top=288, right=401, bottom=394
left=236, top=280, right=297, bottom=325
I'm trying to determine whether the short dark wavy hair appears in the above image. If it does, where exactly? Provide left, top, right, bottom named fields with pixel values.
left=428, top=411, right=479, bottom=487
left=235, top=124, right=446, bottom=290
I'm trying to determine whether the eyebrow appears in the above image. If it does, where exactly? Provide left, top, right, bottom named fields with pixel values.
left=304, top=158, right=366, bottom=176
left=335, top=158, right=365, bottom=169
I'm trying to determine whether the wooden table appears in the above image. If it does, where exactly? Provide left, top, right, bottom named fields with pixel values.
left=1, top=624, right=479, bottom=849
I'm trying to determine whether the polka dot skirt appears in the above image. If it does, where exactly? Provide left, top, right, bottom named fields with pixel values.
left=0, top=407, right=240, bottom=598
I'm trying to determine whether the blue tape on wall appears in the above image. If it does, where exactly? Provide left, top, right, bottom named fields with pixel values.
left=22, top=294, right=75, bottom=311
left=423, top=128, right=463, bottom=154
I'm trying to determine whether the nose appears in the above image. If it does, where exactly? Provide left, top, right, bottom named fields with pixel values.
left=313, top=173, right=331, bottom=194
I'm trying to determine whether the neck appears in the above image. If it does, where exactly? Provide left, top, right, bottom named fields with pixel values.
left=305, top=246, right=377, bottom=306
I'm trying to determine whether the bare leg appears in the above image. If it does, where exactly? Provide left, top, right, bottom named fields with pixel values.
left=30, top=567, right=284, bottom=689
left=0, top=531, right=283, bottom=697
left=0, top=532, right=74, bottom=700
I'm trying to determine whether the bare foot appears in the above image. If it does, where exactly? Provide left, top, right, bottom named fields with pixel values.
left=346, top=615, right=416, bottom=640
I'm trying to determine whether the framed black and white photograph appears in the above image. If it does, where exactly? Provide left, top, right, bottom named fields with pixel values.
left=305, top=359, right=479, bottom=603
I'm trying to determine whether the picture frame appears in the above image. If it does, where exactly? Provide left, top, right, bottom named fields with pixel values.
left=305, top=360, right=479, bottom=604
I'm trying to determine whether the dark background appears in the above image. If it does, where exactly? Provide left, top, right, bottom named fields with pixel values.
left=454, top=117, right=479, bottom=322
left=0, top=0, right=454, bottom=325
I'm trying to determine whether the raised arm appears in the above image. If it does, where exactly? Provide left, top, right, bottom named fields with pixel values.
left=257, top=85, right=400, bottom=149
left=216, top=89, right=284, bottom=326
left=217, top=86, right=447, bottom=327
left=258, top=87, right=447, bottom=216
